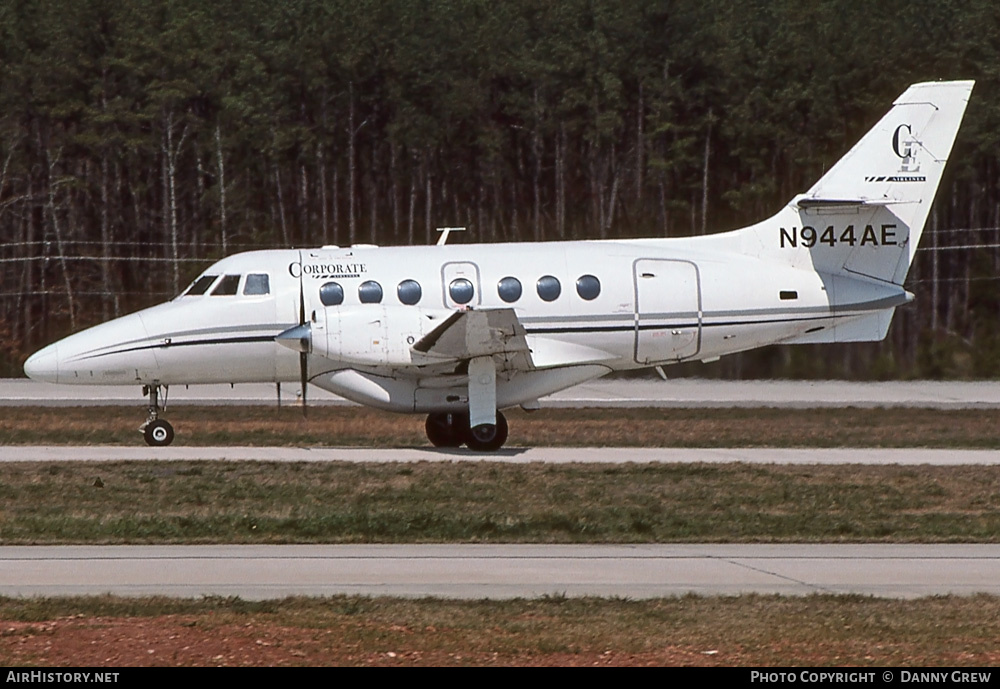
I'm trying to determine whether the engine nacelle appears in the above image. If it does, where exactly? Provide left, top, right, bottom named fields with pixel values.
left=317, top=306, right=454, bottom=366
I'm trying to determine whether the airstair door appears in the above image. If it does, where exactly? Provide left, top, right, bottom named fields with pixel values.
left=633, top=258, right=702, bottom=364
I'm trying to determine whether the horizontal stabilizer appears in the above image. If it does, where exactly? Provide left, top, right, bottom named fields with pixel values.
left=794, top=197, right=900, bottom=210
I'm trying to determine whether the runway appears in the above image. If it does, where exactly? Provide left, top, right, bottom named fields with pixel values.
left=5, top=377, right=1000, bottom=409
left=3, top=445, right=1000, bottom=464
left=2, top=544, right=997, bottom=600
left=5, top=377, right=999, bottom=601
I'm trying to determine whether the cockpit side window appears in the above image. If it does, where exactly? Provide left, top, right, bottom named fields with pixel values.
left=184, top=274, right=218, bottom=296
left=211, top=274, right=241, bottom=296
left=243, top=273, right=270, bottom=295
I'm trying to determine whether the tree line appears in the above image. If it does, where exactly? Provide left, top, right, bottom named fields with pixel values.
left=3, top=0, right=1000, bottom=378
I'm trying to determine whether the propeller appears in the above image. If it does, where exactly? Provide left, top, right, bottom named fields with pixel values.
left=298, top=271, right=308, bottom=417
left=275, top=255, right=311, bottom=418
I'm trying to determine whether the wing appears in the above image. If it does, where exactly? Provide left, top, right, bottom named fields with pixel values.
left=412, top=308, right=533, bottom=372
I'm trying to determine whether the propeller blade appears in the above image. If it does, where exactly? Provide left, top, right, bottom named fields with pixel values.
left=298, top=255, right=308, bottom=418
left=300, top=350, right=308, bottom=418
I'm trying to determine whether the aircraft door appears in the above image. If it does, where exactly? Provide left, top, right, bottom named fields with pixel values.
left=441, top=261, right=482, bottom=309
left=633, top=258, right=702, bottom=364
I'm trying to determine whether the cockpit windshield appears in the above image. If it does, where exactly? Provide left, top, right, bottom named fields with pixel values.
left=180, top=272, right=271, bottom=297
left=211, top=275, right=241, bottom=295
left=183, top=274, right=218, bottom=296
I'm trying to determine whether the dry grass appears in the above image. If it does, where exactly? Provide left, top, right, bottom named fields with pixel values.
left=5, top=405, right=1000, bottom=447
left=2, top=461, right=999, bottom=543
left=2, top=594, right=1000, bottom=666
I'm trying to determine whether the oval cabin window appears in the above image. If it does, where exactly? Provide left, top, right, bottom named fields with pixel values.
left=397, top=279, right=422, bottom=305
left=358, top=281, right=384, bottom=304
left=497, top=276, right=522, bottom=303
left=319, top=282, right=344, bottom=306
left=449, top=278, right=474, bottom=304
left=536, top=275, right=561, bottom=302
left=576, top=275, right=601, bottom=300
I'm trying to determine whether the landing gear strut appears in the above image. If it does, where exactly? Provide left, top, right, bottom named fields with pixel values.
left=424, top=410, right=508, bottom=451
left=140, top=384, right=174, bottom=447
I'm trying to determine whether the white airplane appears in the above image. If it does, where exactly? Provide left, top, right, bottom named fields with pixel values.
left=24, top=81, right=973, bottom=450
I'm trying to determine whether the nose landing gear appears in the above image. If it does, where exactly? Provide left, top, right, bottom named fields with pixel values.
left=140, top=384, right=174, bottom=447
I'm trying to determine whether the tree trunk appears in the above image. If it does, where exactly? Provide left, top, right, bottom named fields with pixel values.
left=701, top=108, right=712, bottom=235
left=636, top=82, right=644, bottom=204
left=348, top=81, right=356, bottom=245
left=44, top=148, right=77, bottom=331
left=162, top=111, right=188, bottom=294
left=533, top=88, right=542, bottom=242
left=408, top=162, right=416, bottom=246
left=317, top=142, right=328, bottom=245
left=215, top=125, right=228, bottom=254
left=100, top=151, right=111, bottom=321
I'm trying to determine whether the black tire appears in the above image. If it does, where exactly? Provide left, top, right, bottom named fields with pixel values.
left=464, top=411, right=508, bottom=452
left=144, top=419, right=174, bottom=447
left=425, top=412, right=467, bottom=447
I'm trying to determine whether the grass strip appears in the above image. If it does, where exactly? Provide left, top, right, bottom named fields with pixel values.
left=6, top=406, right=1000, bottom=447
left=2, top=461, right=999, bottom=544
left=2, top=594, right=999, bottom=666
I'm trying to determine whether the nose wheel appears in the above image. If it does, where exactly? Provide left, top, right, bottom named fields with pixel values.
left=140, top=384, right=174, bottom=446
left=144, top=419, right=175, bottom=446
left=425, top=411, right=508, bottom=451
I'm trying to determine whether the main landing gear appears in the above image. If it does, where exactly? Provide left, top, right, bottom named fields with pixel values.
left=425, top=410, right=509, bottom=452
left=140, top=384, right=174, bottom=447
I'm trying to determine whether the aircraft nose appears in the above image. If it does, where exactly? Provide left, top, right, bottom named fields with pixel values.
left=23, top=343, right=60, bottom=383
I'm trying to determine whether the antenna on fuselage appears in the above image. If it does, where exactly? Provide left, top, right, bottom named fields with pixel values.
left=436, top=227, right=466, bottom=245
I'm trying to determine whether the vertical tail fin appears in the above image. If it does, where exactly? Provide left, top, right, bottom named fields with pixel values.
left=756, top=81, right=974, bottom=285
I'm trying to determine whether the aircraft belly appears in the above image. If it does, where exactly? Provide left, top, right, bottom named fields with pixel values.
left=697, top=317, right=833, bottom=359
left=413, top=365, right=612, bottom=413
left=313, top=365, right=612, bottom=413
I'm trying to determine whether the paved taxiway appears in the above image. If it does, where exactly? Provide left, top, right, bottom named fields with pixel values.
left=5, top=377, right=1000, bottom=408
left=3, top=544, right=998, bottom=600
left=5, top=377, right=999, bottom=600
left=3, top=445, right=1000, bottom=464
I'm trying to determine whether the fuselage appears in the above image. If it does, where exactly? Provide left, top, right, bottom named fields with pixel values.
left=23, top=234, right=906, bottom=412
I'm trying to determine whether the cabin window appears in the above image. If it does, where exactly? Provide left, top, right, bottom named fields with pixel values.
left=780, top=290, right=798, bottom=301
left=497, top=276, right=522, bottom=303
left=359, top=280, right=383, bottom=304
left=243, top=273, right=270, bottom=295
left=397, top=279, right=422, bottom=305
left=184, top=274, right=218, bottom=296
left=449, top=278, right=474, bottom=304
left=536, top=275, right=561, bottom=302
left=576, top=275, right=601, bottom=300
left=211, top=274, right=241, bottom=296
left=319, top=282, right=344, bottom=306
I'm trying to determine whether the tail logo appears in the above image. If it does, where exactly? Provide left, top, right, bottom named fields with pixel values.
left=865, top=124, right=925, bottom=182
left=892, top=123, right=920, bottom=172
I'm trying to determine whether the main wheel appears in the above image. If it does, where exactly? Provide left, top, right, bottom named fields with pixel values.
left=144, top=419, right=175, bottom=447
left=425, top=412, right=467, bottom=447
left=464, top=411, right=508, bottom=452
